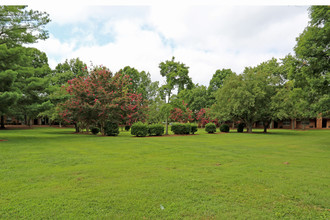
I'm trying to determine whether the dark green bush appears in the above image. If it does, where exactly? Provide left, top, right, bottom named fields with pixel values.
left=148, top=124, right=164, bottom=136
left=205, top=123, right=216, bottom=133
left=104, top=121, right=119, bottom=136
left=191, top=123, right=198, bottom=134
left=125, top=125, right=130, bottom=131
left=171, top=123, right=192, bottom=135
left=237, top=123, right=245, bottom=133
left=184, top=124, right=191, bottom=134
left=220, top=124, right=230, bottom=132
left=131, top=122, right=148, bottom=137
left=90, top=127, right=100, bottom=135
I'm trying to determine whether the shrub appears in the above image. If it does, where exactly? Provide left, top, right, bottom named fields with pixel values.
left=125, top=125, right=130, bottom=131
left=237, top=123, right=245, bottom=133
left=148, top=124, right=165, bottom=136
left=220, top=124, right=230, bottom=132
left=90, top=127, right=100, bottom=135
left=131, top=122, right=148, bottom=137
left=104, top=121, right=119, bottom=136
left=205, top=123, right=216, bottom=133
left=171, top=123, right=192, bottom=135
left=191, top=123, right=198, bottom=134
left=184, top=123, right=191, bottom=134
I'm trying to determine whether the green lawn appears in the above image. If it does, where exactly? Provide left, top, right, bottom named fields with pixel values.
left=0, top=127, right=329, bottom=219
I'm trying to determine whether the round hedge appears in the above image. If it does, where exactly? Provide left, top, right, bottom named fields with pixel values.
left=220, top=124, right=230, bottom=132
left=104, top=121, right=119, bottom=136
left=205, top=123, right=216, bottom=133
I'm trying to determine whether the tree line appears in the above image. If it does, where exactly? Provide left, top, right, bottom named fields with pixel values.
left=0, top=6, right=329, bottom=133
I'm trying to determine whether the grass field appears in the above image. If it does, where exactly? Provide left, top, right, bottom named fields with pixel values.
left=0, top=127, right=329, bottom=219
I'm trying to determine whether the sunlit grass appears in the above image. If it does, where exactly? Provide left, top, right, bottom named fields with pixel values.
left=0, top=127, right=329, bottom=219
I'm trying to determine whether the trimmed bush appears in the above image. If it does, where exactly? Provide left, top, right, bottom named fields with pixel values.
left=184, top=124, right=191, bottom=134
left=125, top=125, right=130, bottom=131
left=237, top=123, right=245, bottom=133
left=104, top=121, right=119, bottom=136
left=131, top=122, right=148, bottom=137
left=220, top=124, right=230, bottom=132
left=205, top=123, right=216, bottom=133
left=148, top=124, right=164, bottom=136
left=90, top=127, right=100, bottom=135
left=171, top=123, right=192, bottom=135
left=191, top=123, right=198, bottom=134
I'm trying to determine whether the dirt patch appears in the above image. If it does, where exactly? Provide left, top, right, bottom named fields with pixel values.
left=283, top=162, right=290, bottom=165
left=0, top=139, right=8, bottom=142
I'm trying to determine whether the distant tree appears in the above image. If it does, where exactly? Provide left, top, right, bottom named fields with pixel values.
left=159, top=57, right=193, bottom=133
left=208, top=68, right=235, bottom=94
left=169, top=100, right=193, bottom=123
left=213, top=62, right=278, bottom=133
left=120, top=66, right=159, bottom=102
left=60, top=67, right=147, bottom=134
left=177, top=85, right=213, bottom=113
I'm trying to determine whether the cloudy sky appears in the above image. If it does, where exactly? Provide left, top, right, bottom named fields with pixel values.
left=24, top=1, right=313, bottom=86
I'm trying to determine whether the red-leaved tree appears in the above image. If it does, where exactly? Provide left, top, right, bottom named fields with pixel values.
left=59, top=66, right=147, bottom=134
left=169, top=100, right=193, bottom=123
left=196, top=108, right=218, bottom=127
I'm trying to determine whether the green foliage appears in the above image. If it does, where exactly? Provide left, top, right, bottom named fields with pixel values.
left=0, top=6, right=50, bottom=48
left=120, top=66, right=159, bottom=102
left=220, top=124, right=230, bottom=132
left=205, top=123, right=216, bottom=133
left=159, top=56, right=193, bottom=98
left=171, top=123, right=191, bottom=135
left=148, top=124, right=164, bottom=136
left=237, top=123, right=245, bottom=133
left=208, top=68, right=235, bottom=93
left=191, top=123, right=198, bottom=134
left=131, top=122, right=149, bottom=137
left=125, top=125, right=130, bottom=131
left=293, top=6, right=330, bottom=117
left=176, top=85, right=214, bottom=112
left=213, top=59, right=280, bottom=133
left=104, top=121, right=119, bottom=136
left=91, top=127, right=100, bottom=135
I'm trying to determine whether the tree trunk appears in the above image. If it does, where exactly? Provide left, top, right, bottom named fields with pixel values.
left=291, top=119, right=295, bottom=129
left=165, top=116, right=169, bottom=135
left=246, top=123, right=253, bottom=133
left=74, top=123, right=79, bottom=133
left=263, top=121, right=270, bottom=133
left=0, top=115, right=5, bottom=129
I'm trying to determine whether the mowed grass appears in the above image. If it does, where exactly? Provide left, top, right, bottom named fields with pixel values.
left=0, top=127, right=329, bottom=219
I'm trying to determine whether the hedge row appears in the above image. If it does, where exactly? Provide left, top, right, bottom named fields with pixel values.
left=131, top=122, right=165, bottom=137
left=171, top=123, right=198, bottom=135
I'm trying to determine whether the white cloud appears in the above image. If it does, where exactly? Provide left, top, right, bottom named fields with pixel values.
left=33, top=5, right=309, bottom=87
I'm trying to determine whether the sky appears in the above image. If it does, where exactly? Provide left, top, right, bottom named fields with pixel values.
left=21, top=1, right=315, bottom=86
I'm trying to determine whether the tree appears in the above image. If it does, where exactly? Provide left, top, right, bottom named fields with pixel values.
left=0, top=6, right=50, bottom=48
left=208, top=68, right=235, bottom=94
left=0, top=6, right=50, bottom=128
left=159, top=56, right=193, bottom=100
left=169, top=100, right=193, bottom=123
left=294, top=6, right=330, bottom=117
left=213, top=63, right=278, bottom=133
left=177, top=84, right=213, bottom=113
left=60, top=66, right=147, bottom=135
left=119, top=66, right=159, bottom=102
left=159, top=57, right=193, bottom=134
